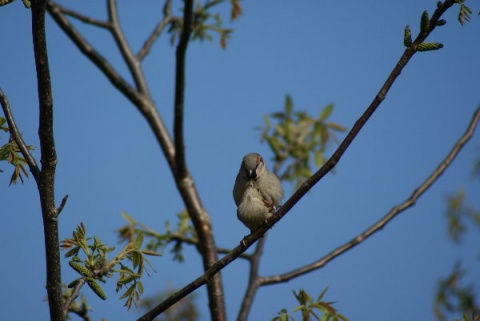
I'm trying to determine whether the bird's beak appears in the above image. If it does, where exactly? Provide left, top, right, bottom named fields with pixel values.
left=248, top=169, right=257, bottom=180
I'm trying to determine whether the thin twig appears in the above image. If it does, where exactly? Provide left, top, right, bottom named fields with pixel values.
left=137, top=0, right=175, bottom=61
left=63, top=278, right=86, bottom=317
left=236, top=237, right=267, bottom=321
left=259, top=106, right=480, bottom=286
left=107, top=0, right=150, bottom=96
left=56, top=4, right=110, bottom=29
left=56, top=194, right=69, bottom=216
left=0, top=88, right=40, bottom=181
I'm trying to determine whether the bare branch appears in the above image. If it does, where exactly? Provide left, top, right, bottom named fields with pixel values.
left=137, top=0, right=176, bottom=61
left=56, top=194, right=69, bottom=216
left=63, top=278, right=86, bottom=317
left=259, top=106, right=480, bottom=285
left=107, top=0, right=150, bottom=96
left=236, top=237, right=267, bottom=321
left=31, top=0, right=64, bottom=320
left=56, top=5, right=110, bottom=29
left=0, top=88, right=40, bottom=181
left=47, top=1, right=177, bottom=170
left=173, top=0, right=193, bottom=179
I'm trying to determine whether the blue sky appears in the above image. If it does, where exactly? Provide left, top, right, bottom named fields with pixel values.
left=1, top=1, right=480, bottom=321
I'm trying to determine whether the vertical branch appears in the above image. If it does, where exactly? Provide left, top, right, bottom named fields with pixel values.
left=173, top=0, right=193, bottom=178
left=31, top=0, right=63, bottom=320
left=172, top=1, right=227, bottom=320
left=236, top=237, right=266, bottom=321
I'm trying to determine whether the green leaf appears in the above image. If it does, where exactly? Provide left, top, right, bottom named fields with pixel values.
left=420, top=11, right=430, bottom=32
left=285, top=95, right=293, bottom=114
left=403, top=25, right=412, bottom=47
left=417, top=42, right=443, bottom=51
left=134, top=231, right=144, bottom=250
left=319, top=104, right=333, bottom=121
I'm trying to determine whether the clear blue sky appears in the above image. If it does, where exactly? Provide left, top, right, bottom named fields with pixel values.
left=1, top=1, right=480, bottom=321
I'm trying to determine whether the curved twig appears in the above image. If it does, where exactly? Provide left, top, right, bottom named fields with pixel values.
left=137, top=0, right=176, bottom=61
left=259, top=106, right=480, bottom=286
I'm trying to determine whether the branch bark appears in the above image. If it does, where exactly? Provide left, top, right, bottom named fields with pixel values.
left=173, top=0, right=227, bottom=320
left=31, top=0, right=63, bottom=320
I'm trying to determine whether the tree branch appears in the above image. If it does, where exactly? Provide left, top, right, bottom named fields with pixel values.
left=259, top=106, right=480, bottom=286
left=63, top=278, right=86, bottom=317
left=137, top=0, right=176, bottom=61
left=107, top=0, right=150, bottom=96
left=0, top=88, right=40, bottom=181
left=173, top=0, right=192, bottom=179
left=31, top=0, right=63, bottom=320
left=171, top=0, right=227, bottom=320
left=57, top=6, right=110, bottom=29
left=236, top=237, right=267, bottom=321
left=137, top=1, right=461, bottom=318
left=47, top=1, right=177, bottom=171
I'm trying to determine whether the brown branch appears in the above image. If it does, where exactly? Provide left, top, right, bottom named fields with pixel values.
left=259, top=106, right=480, bottom=286
left=137, top=0, right=176, bottom=61
left=46, top=1, right=177, bottom=171
left=31, top=1, right=64, bottom=320
left=63, top=278, right=86, bottom=317
left=173, top=0, right=192, bottom=179
left=137, top=1, right=460, bottom=319
left=171, top=0, right=227, bottom=320
left=57, top=6, right=110, bottom=29
left=107, top=0, right=150, bottom=96
left=236, top=237, right=267, bottom=321
left=0, top=88, right=40, bottom=181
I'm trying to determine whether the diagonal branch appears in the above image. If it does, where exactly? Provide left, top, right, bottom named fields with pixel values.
left=58, top=6, right=110, bottom=29
left=0, top=88, right=40, bottom=181
left=137, top=0, right=176, bottom=61
left=259, top=106, right=480, bottom=286
left=107, top=0, right=150, bottom=96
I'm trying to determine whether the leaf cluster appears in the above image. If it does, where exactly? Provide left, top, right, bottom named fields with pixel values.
left=455, top=0, right=476, bottom=25
left=62, top=223, right=160, bottom=309
left=272, top=289, right=348, bottom=321
left=0, top=117, right=34, bottom=185
left=168, top=0, right=241, bottom=49
left=445, top=189, right=480, bottom=243
left=434, top=263, right=479, bottom=321
left=260, top=95, right=346, bottom=188
left=403, top=10, right=444, bottom=52
left=117, top=211, right=197, bottom=263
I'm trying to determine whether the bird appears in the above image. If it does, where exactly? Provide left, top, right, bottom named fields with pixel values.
left=233, top=153, right=284, bottom=227
left=236, top=182, right=272, bottom=232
